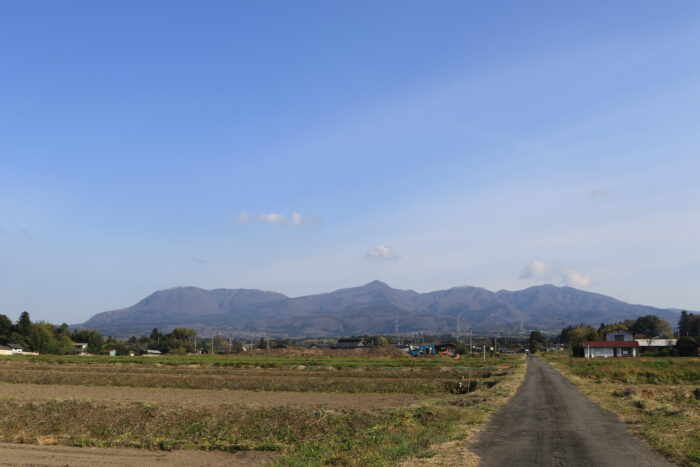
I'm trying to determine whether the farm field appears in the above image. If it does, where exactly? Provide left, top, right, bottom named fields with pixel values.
left=543, top=353, right=700, bottom=466
left=0, top=352, right=526, bottom=465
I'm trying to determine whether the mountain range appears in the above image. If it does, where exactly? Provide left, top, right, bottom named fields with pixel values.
left=77, top=281, right=685, bottom=338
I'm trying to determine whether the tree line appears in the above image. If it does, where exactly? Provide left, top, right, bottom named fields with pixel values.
left=0, top=312, right=225, bottom=355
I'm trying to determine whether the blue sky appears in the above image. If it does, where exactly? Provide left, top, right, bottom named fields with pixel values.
left=1, top=1, right=700, bottom=323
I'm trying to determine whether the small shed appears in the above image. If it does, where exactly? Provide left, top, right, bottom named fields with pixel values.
left=636, top=338, right=677, bottom=353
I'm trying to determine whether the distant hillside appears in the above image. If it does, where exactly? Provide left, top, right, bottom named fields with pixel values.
left=78, top=281, right=684, bottom=337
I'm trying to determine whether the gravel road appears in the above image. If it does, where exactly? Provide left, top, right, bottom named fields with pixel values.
left=471, top=355, right=674, bottom=467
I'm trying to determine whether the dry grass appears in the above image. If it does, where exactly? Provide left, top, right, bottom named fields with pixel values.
left=543, top=353, right=700, bottom=466
left=0, top=354, right=526, bottom=465
left=399, top=355, right=528, bottom=467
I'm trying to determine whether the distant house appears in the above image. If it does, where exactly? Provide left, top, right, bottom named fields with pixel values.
left=73, top=343, right=88, bottom=355
left=636, top=338, right=677, bottom=353
left=100, top=349, right=117, bottom=357
left=582, top=329, right=639, bottom=358
left=144, top=349, right=162, bottom=356
left=7, top=344, right=24, bottom=354
left=332, top=337, right=365, bottom=350
left=305, top=343, right=330, bottom=349
left=0, top=345, right=13, bottom=356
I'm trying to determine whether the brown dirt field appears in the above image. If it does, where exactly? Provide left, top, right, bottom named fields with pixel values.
left=255, top=346, right=410, bottom=358
left=0, top=382, right=429, bottom=409
left=0, top=442, right=278, bottom=466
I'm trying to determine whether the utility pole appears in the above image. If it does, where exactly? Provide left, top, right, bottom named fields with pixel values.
left=395, top=317, right=399, bottom=345
left=469, top=331, right=473, bottom=356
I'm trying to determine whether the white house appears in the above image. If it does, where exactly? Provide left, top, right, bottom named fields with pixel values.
left=582, top=329, right=639, bottom=358
left=7, top=344, right=24, bottom=354
left=0, top=345, right=13, bottom=356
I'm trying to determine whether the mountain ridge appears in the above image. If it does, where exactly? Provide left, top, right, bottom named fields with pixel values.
left=77, top=281, right=686, bottom=338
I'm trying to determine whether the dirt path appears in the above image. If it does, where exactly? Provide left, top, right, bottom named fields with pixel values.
left=0, top=382, right=426, bottom=410
left=0, top=442, right=277, bottom=466
left=471, top=355, right=674, bottom=466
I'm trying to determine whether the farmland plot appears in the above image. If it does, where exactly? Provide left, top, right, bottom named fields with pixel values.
left=0, top=353, right=525, bottom=465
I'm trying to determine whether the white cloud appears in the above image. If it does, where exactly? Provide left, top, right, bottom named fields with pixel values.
left=236, top=211, right=252, bottom=224
left=364, top=245, right=400, bottom=261
left=235, top=212, right=320, bottom=227
left=518, top=260, right=591, bottom=288
left=518, top=260, right=549, bottom=279
left=258, top=212, right=287, bottom=224
left=563, top=269, right=591, bottom=288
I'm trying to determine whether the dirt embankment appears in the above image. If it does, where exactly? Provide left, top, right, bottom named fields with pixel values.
left=0, top=442, right=278, bottom=467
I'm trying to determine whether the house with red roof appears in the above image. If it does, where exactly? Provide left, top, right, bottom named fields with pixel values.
left=582, top=329, right=639, bottom=358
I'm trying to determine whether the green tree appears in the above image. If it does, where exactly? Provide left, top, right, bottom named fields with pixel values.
left=16, top=311, right=32, bottom=337
left=0, top=314, right=13, bottom=344
left=676, top=336, right=698, bottom=357
left=230, top=339, right=244, bottom=354
left=627, top=315, right=673, bottom=338
left=529, top=330, right=546, bottom=352
left=376, top=336, right=391, bottom=347
left=559, top=324, right=598, bottom=348
left=678, top=311, right=700, bottom=339
left=212, top=335, right=229, bottom=354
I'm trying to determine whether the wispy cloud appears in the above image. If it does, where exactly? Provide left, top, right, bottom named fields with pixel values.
left=519, top=260, right=591, bottom=288
left=364, top=245, right=400, bottom=261
left=235, top=212, right=321, bottom=227
left=0, top=226, right=32, bottom=240
left=588, top=188, right=612, bottom=200
left=190, top=257, right=208, bottom=264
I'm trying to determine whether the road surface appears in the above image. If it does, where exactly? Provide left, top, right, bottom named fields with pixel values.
left=471, top=355, right=674, bottom=466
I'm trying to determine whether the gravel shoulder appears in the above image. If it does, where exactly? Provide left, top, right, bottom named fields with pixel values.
left=471, top=355, right=674, bottom=467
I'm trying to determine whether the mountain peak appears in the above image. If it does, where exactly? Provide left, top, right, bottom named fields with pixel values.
left=363, top=280, right=391, bottom=289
